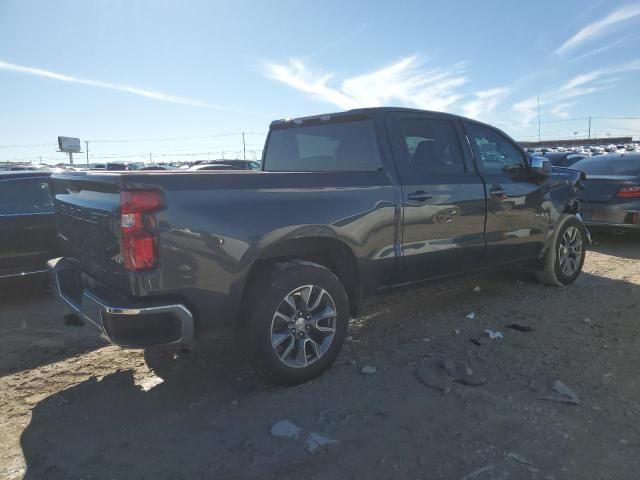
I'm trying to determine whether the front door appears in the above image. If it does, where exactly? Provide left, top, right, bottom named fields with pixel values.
left=388, top=113, right=487, bottom=283
left=464, top=122, right=548, bottom=264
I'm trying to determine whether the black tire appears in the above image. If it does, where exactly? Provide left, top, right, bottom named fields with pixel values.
left=242, top=260, right=349, bottom=386
left=537, top=215, right=587, bottom=286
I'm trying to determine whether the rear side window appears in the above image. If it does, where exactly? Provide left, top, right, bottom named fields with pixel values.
left=397, top=117, right=465, bottom=174
left=264, top=120, right=382, bottom=171
left=467, top=123, right=526, bottom=173
left=0, top=178, right=53, bottom=215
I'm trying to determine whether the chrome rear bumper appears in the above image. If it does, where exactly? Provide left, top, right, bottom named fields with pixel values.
left=48, top=257, right=194, bottom=349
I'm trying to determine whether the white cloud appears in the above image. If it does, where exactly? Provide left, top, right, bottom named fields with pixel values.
left=568, top=36, right=631, bottom=63
left=0, top=59, right=234, bottom=110
left=264, top=56, right=469, bottom=112
left=550, top=103, right=574, bottom=118
left=513, top=96, right=541, bottom=126
left=461, top=88, right=510, bottom=119
left=512, top=58, right=640, bottom=126
left=555, top=4, right=640, bottom=54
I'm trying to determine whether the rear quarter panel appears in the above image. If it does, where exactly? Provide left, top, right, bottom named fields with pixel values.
left=152, top=171, right=398, bottom=334
left=53, top=171, right=399, bottom=337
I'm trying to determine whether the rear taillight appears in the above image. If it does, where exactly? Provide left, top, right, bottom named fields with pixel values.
left=616, top=185, right=640, bottom=198
left=120, top=190, right=164, bottom=271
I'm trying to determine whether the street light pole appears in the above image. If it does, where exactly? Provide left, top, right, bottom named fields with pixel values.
left=85, top=141, right=89, bottom=165
left=537, top=95, right=541, bottom=142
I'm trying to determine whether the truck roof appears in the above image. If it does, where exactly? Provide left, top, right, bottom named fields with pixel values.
left=0, top=170, right=52, bottom=180
left=270, top=107, right=468, bottom=128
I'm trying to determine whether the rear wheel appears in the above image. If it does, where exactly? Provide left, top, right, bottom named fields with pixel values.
left=242, top=261, right=349, bottom=386
left=537, top=215, right=586, bottom=286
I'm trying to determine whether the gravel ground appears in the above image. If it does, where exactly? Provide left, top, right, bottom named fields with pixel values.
left=1, top=233, right=639, bottom=480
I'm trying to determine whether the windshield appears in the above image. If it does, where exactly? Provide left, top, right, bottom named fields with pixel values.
left=572, top=156, right=640, bottom=176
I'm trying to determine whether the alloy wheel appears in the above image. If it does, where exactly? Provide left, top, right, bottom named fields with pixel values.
left=270, top=285, right=337, bottom=368
left=558, top=226, right=583, bottom=276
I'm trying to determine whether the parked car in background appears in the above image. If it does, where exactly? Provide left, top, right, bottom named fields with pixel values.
left=106, top=161, right=145, bottom=171
left=48, top=107, right=588, bottom=385
left=574, top=154, right=640, bottom=233
left=189, top=160, right=261, bottom=171
left=543, top=151, right=587, bottom=167
left=140, top=165, right=175, bottom=171
left=0, top=171, right=57, bottom=281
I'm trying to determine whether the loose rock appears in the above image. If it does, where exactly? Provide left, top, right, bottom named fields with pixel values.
left=271, top=419, right=300, bottom=439
left=415, top=361, right=453, bottom=394
left=360, top=365, right=377, bottom=375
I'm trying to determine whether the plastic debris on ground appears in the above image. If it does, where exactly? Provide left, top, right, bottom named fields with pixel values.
left=484, top=329, right=503, bottom=339
left=538, top=380, right=580, bottom=405
left=270, top=420, right=337, bottom=453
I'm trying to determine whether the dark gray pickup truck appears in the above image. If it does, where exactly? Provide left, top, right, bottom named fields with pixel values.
left=49, top=107, right=588, bottom=384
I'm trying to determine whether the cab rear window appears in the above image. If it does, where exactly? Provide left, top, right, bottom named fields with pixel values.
left=264, top=119, right=382, bottom=172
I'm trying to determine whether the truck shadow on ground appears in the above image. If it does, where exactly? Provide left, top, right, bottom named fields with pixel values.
left=589, top=230, right=640, bottom=260
left=18, top=264, right=640, bottom=479
left=0, top=280, right=106, bottom=377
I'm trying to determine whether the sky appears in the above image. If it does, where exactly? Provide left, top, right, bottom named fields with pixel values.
left=1, top=0, right=639, bottom=164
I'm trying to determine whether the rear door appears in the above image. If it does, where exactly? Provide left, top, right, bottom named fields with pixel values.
left=464, top=122, right=548, bottom=264
left=387, top=113, right=487, bottom=282
left=0, top=176, right=56, bottom=277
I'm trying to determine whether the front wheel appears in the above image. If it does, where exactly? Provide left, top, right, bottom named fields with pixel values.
left=242, top=261, right=349, bottom=386
left=537, top=215, right=587, bottom=286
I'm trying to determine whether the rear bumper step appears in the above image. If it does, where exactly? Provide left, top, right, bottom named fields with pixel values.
left=48, top=257, right=194, bottom=349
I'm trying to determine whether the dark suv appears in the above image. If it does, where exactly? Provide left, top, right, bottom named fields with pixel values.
left=0, top=171, right=57, bottom=281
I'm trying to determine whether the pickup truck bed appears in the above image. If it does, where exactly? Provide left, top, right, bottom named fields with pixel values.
left=48, top=107, right=588, bottom=385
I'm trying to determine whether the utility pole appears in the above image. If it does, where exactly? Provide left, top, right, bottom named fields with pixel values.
left=537, top=95, right=541, bottom=143
left=588, top=117, right=591, bottom=140
left=149, top=153, right=153, bottom=164
left=85, top=141, right=89, bottom=165
left=242, top=133, right=246, bottom=160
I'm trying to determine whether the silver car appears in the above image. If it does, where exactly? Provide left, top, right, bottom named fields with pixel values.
left=575, top=154, right=640, bottom=233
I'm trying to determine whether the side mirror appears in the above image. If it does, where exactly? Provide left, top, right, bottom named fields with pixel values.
left=529, top=156, right=552, bottom=177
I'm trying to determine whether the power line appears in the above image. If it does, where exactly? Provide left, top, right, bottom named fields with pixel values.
left=88, top=131, right=266, bottom=143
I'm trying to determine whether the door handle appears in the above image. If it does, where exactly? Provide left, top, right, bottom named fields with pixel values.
left=489, top=188, right=506, bottom=197
left=407, top=191, right=432, bottom=202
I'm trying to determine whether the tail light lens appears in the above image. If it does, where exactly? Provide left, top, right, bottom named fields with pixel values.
left=616, top=185, right=640, bottom=198
left=120, top=190, right=164, bottom=271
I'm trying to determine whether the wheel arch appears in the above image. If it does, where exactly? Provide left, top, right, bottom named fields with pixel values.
left=242, top=236, right=361, bottom=317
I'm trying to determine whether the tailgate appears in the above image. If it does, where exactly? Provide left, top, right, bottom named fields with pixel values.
left=52, top=174, right=127, bottom=289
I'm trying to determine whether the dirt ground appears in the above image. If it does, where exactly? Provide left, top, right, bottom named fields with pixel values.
left=1, top=233, right=639, bottom=480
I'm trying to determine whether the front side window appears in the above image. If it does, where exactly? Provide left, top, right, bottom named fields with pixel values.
left=398, top=117, right=465, bottom=174
left=264, top=119, right=382, bottom=172
left=0, top=178, right=53, bottom=215
left=467, top=123, right=526, bottom=174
